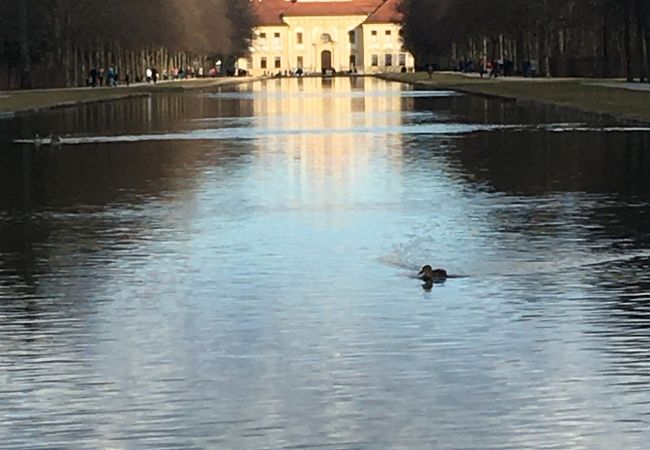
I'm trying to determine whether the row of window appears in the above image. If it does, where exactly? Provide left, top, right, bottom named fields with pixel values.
left=257, top=29, right=399, bottom=46
left=258, top=53, right=408, bottom=69
left=369, top=30, right=396, bottom=42
left=258, top=32, right=282, bottom=47
left=260, top=56, right=283, bottom=69
left=259, top=57, right=308, bottom=69
left=371, top=53, right=408, bottom=67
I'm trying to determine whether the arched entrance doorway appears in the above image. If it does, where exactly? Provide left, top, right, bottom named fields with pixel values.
left=321, top=50, right=332, bottom=71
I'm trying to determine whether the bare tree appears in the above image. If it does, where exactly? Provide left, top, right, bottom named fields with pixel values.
left=0, top=0, right=253, bottom=89
left=400, top=0, right=650, bottom=80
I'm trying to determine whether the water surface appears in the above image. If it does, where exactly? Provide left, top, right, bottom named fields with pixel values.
left=2, top=78, right=650, bottom=449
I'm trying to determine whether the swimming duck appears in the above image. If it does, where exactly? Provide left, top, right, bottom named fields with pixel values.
left=48, top=134, right=63, bottom=146
left=418, top=265, right=449, bottom=282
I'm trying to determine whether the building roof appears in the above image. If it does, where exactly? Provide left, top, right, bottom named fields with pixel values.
left=250, top=0, right=291, bottom=26
left=365, top=0, right=404, bottom=24
left=284, top=0, right=384, bottom=17
left=249, top=0, right=403, bottom=25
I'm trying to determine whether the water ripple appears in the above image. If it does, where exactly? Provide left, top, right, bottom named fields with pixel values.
left=1, top=77, right=650, bottom=449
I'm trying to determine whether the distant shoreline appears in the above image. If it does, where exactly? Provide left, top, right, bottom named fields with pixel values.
left=377, top=72, right=650, bottom=125
left=0, top=78, right=259, bottom=118
left=5, top=73, right=650, bottom=125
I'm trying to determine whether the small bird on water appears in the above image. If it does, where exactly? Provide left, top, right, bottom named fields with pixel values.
left=418, top=265, right=449, bottom=283
left=418, top=265, right=453, bottom=291
left=33, top=133, right=42, bottom=148
left=48, top=134, right=63, bottom=146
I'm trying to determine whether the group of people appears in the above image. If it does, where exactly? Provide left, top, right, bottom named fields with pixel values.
left=479, top=58, right=499, bottom=78
left=86, top=64, right=241, bottom=88
left=454, top=57, right=536, bottom=78
left=479, top=58, right=515, bottom=78
left=520, top=60, right=538, bottom=78
left=88, top=67, right=126, bottom=87
left=266, top=67, right=305, bottom=78
left=145, top=68, right=159, bottom=84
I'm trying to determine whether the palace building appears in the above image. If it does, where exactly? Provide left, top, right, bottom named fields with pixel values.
left=239, top=0, right=415, bottom=76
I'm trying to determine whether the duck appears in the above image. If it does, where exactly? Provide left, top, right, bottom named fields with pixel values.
left=418, top=265, right=450, bottom=282
left=33, top=133, right=42, bottom=148
left=48, top=134, right=63, bottom=146
left=418, top=265, right=453, bottom=290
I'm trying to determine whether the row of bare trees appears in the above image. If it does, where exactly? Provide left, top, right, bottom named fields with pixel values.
left=399, top=0, right=650, bottom=80
left=0, top=0, right=253, bottom=89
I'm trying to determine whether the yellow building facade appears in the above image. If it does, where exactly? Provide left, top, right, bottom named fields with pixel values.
left=240, top=0, right=415, bottom=76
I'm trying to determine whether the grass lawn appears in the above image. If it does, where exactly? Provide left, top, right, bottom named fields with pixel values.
left=381, top=72, right=650, bottom=124
left=0, top=78, right=255, bottom=116
left=0, top=88, right=147, bottom=115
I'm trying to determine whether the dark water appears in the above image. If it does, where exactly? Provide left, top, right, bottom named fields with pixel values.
left=2, top=77, right=650, bottom=449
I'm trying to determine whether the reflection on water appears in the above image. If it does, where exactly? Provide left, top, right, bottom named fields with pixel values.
left=2, top=78, right=650, bottom=449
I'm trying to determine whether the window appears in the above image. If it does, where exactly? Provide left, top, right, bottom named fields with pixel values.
left=349, top=30, right=356, bottom=45
left=274, top=32, right=281, bottom=46
left=297, top=56, right=303, bottom=68
left=399, top=53, right=406, bottom=66
left=297, top=32, right=303, bottom=45
left=259, top=32, right=267, bottom=45
left=371, top=54, right=378, bottom=66
left=260, top=57, right=267, bottom=69
left=385, top=54, right=393, bottom=66
left=320, top=33, right=332, bottom=44
left=371, top=30, right=378, bottom=43
left=274, top=56, right=281, bottom=69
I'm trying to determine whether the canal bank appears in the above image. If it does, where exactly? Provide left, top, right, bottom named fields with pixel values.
left=379, top=72, right=650, bottom=124
left=0, top=77, right=258, bottom=119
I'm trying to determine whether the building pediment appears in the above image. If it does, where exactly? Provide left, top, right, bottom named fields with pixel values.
left=250, top=0, right=404, bottom=26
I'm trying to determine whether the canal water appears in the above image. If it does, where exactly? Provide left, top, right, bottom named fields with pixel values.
left=1, top=78, right=650, bottom=449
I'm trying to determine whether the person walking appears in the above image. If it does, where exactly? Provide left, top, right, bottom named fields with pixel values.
left=107, top=67, right=115, bottom=86
left=90, top=68, right=98, bottom=87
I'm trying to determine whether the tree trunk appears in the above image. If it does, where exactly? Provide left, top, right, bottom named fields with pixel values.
left=602, top=16, right=610, bottom=77
left=542, top=0, right=551, bottom=76
left=539, top=28, right=551, bottom=77
left=75, top=47, right=81, bottom=87
left=637, top=0, right=649, bottom=82
left=7, top=64, right=13, bottom=90
left=623, top=0, right=634, bottom=81
left=499, top=34, right=504, bottom=60
left=643, top=28, right=650, bottom=83
left=515, top=31, right=524, bottom=72
left=483, top=37, right=488, bottom=60
left=18, top=0, right=32, bottom=89
left=639, top=29, right=649, bottom=82
left=64, top=14, right=73, bottom=87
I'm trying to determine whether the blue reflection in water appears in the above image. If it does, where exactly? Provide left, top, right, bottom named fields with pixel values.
left=1, top=77, right=650, bottom=449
